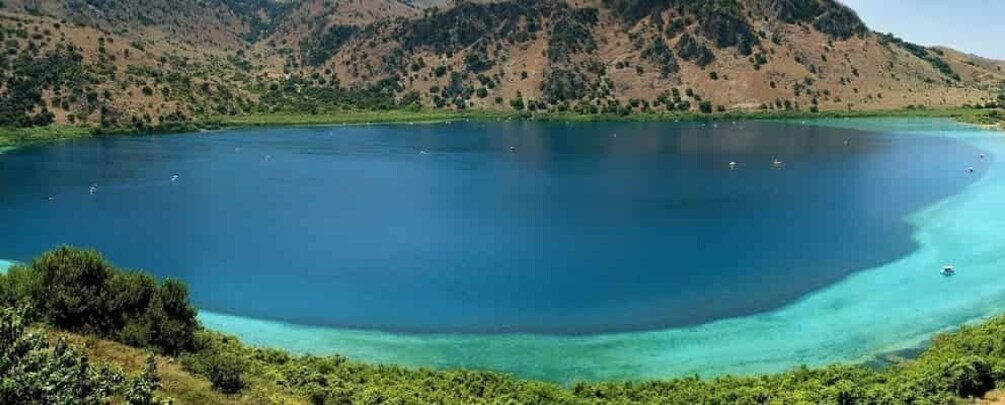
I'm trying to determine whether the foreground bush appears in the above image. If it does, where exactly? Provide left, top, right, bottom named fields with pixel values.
left=0, top=307, right=170, bottom=404
left=182, top=333, right=248, bottom=394
left=0, top=246, right=198, bottom=355
left=0, top=307, right=122, bottom=404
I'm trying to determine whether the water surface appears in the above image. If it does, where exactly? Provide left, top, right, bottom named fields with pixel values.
left=4, top=119, right=1003, bottom=382
left=0, top=120, right=985, bottom=334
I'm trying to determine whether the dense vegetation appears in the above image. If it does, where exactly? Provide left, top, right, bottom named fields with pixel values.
left=6, top=246, right=1005, bottom=403
left=0, top=44, right=86, bottom=127
left=0, top=247, right=199, bottom=355
left=0, top=306, right=167, bottom=404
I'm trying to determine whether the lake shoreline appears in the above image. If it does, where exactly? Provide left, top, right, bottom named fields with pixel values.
left=1, top=107, right=1000, bottom=152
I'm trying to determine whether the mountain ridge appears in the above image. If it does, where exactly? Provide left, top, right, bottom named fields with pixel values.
left=0, top=0, right=1001, bottom=129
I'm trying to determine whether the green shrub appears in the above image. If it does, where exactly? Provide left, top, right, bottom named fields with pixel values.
left=0, top=307, right=124, bottom=404
left=0, top=246, right=198, bottom=355
left=699, top=101, right=713, bottom=114
left=184, top=341, right=248, bottom=395
left=125, top=355, right=166, bottom=405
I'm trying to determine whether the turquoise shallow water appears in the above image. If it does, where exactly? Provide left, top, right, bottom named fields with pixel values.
left=6, top=118, right=1005, bottom=384
left=196, top=118, right=1005, bottom=383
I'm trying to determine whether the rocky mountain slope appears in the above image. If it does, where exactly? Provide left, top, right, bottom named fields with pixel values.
left=0, top=0, right=1002, bottom=129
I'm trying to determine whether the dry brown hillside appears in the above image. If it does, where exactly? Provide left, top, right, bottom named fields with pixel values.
left=0, top=0, right=1001, bottom=129
left=307, top=0, right=1005, bottom=113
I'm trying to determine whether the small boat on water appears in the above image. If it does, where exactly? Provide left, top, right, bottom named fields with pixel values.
left=729, top=161, right=737, bottom=170
left=941, top=265, right=956, bottom=276
left=772, top=159, right=783, bottom=168
left=509, top=146, right=518, bottom=152
left=171, top=175, right=179, bottom=182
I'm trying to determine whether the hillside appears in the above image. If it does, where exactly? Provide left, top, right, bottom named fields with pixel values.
left=0, top=0, right=1002, bottom=130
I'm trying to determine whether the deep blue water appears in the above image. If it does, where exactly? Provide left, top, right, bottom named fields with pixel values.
left=0, top=121, right=987, bottom=334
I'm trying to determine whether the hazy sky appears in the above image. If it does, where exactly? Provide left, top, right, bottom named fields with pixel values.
left=840, top=0, right=1005, bottom=60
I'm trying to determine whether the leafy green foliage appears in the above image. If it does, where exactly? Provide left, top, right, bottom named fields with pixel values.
left=0, top=307, right=123, bottom=404
left=0, top=246, right=198, bottom=355
left=125, top=355, right=169, bottom=405
left=182, top=335, right=248, bottom=394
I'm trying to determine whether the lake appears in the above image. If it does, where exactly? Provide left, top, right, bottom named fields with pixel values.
left=3, top=118, right=1002, bottom=382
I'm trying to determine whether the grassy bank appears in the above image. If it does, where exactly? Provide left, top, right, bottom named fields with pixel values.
left=0, top=121, right=210, bottom=150
left=212, top=109, right=514, bottom=127
left=955, top=108, right=1005, bottom=128
left=0, top=125, right=93, bottom=149
left=6, top=247, right=1005, bottom=404
left=215, top=106, right=1000, bottom=127
left=1, top=107, right=1001, bottom=152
